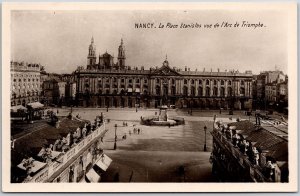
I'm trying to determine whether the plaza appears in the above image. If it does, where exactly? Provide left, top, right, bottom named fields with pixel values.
left=51, top=107, right=257, bottom=182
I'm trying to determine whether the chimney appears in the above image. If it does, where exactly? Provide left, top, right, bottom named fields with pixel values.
left=185, top=66, right=187, bottom=71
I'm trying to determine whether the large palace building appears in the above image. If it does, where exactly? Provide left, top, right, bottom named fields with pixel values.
left=11, top=61, right=41, bottom=106
left=75, top=38, right=253, bottom=109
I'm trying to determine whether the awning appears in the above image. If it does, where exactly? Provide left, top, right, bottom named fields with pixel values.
left=11, top=105, right=27, bottom=113
left=135, top=88, right=140, bottom=93
left=27, top=102, right=44, bottom=109
left=95, top=154, right=112, bottom=172
left=17, top=158, right=47, bottom=174
left=85, top=168, right=101, bottom=182
left=127, top=88, right=133, bottom=93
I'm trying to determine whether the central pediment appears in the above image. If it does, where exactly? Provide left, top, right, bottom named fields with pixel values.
left=151, top=65, right=181, bottom=76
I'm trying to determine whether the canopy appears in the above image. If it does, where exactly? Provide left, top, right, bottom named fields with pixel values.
left=27, top=102, right=44, bottom=109
left=95, top=154, right=112, bottom=172
left=85, top=168, right=101, bottom=182
left=17, top=158, right=47, bottom=174
left=127, top=88, right=133, bottom=93
left=11, top=105, right=27, bottom=113
left=135, top=88, right=140, bottom=93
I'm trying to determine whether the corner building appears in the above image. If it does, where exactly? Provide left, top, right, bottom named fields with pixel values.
left=76, top=38, right=253, bottom=109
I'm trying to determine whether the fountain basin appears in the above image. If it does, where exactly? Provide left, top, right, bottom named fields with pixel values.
left=140, top=116, right=185, bottom=126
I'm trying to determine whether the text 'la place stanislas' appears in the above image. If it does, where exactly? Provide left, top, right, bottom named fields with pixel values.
left=135, top=21, right=265, bottom=29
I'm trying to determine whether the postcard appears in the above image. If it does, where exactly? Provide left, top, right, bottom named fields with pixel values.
left=2, top=2, right=297, bottom=192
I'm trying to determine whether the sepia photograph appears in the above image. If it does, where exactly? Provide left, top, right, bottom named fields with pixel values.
left=2, top=2, right=297, bottom=192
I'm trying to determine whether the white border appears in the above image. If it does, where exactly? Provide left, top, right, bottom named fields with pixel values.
left=2, top=2, right=298, bottom=192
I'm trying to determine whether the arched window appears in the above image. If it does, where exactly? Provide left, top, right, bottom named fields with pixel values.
left=199, top=80, right=202, bottom=85
left=183, top=86, right=188, bottom=96
left=241, top=80, right=245, bottom=85
left=206, top=87, right=210, bottom=96
left=156, top=78, right=160, bottom=83
left=228, top=80, right=232, bottom=85
left=184, top=79, right=188, bottom=84
left=129, top=79, right=132, bottom=83
left=214, top=80, right=217, bottom=85
left=136, top=78, right=140, bottom=83
left=191, top=79, right=195, bottom=85
left=156, top=86, right=160, bottom=95
left=240, top=87, right=245, bottom=96
left=198, top=87, right=203, bottom=96
left=213, top=87, right=218, bottom=96
left=228, top=87, right=233, bottom=96
left=220, top=87, right=225, bottom=97
left=172, top=79, right=175, bottom=85
left=191, top=86, right=195, bottom=96
left=221, top=80, right=225, bottom=85
left=206, top=80, right=210, bottom=85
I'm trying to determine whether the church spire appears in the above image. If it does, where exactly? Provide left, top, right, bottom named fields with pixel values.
left=87, top=36, right=96, bottom=69
left=118, top=38, right=126, bottom=69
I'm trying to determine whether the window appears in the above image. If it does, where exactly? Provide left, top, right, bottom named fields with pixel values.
left=113, top=78, right=117, bottom=82
left=184, top=79, right=188, bottom=84
left=241, top=80, right=245, bottom=85
left=136, top=79, right=140, bottom=83
left=24, top=79, right=26, bottom=82
left=144, top=79, right=148, bottom=83
left=191, top=86, right=195, bottom=96
left=19, top=79, right=21, bottom=82
left=129, top=79, right=132, bottom=83
left=156, top=86, right=160, bottom=95
left=183, top=86, right=188, bottom=96
left=206, top=87, right=210, bottom=96
left=228, top=81, right=232, bottom=85
left=171, top=86, right=176, bottom=95
left=220, top=87, right=225, bottom=97
left=199, top=80, right=202, bottom=85
left=121, top=79, right=125, bottom=83
left=214, top=80, right=217, bottom=85
left=221, top=80, right=224, bottom=85
left=13, top=79, right=16, bottom=82
left=191, top=79, right=195, bottom=85
left=106, top=79, right=110, bottom=83
left=213, top=87, right=218, bottom=96
left=198, top=87, right=203, bottom=96
left=156, top=78, right=160, bottom=83
left=228, top=87, right=233, bottom=96
left=172, top=79, right=175, bottom=85
left=206, top=80, right=210, bottom=85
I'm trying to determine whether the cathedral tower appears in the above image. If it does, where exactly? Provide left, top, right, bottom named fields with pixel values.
left=87, top=37, right=96, bottom=69
left=117, top=38, right=126, bottom=69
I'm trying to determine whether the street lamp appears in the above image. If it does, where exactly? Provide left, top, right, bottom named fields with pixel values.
left=114, top=124, right=117, bottom=150
left=204, top=125, right=207, bottom=152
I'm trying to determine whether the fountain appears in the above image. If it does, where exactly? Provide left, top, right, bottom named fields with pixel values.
left=140, top=107, right=184, bottom=126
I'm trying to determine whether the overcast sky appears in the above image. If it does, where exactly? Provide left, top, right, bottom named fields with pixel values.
left=11, top=10, right=288, bottom=74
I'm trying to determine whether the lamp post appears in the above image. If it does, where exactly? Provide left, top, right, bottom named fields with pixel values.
left=204, top=125, right=207, bottom=152
left=114, top=124, right=117, bottom=150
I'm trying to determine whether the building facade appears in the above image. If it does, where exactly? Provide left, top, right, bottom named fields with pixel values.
left=42, top=79, right=66, bottom=106
left=211, top=120, right=288, bottom=182
left=75, top=38, right=253, bottom=109
left=11, top=114, right=109, bottom=183
left=11, top=61, right=41, bottom=106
